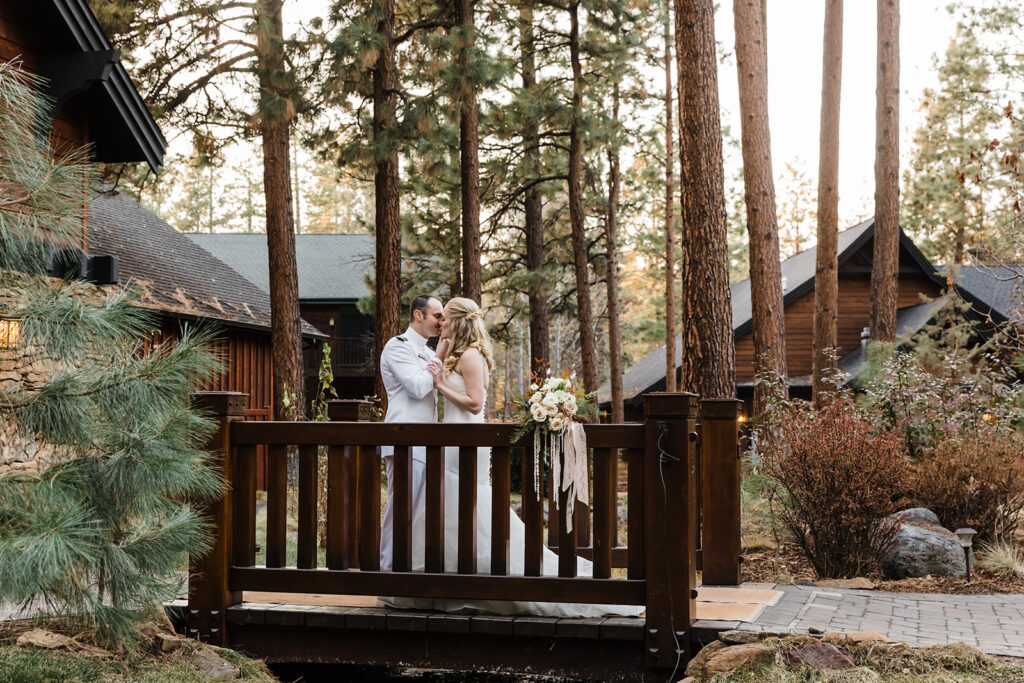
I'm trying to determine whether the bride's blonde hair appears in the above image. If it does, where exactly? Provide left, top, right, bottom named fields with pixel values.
left=443, top=297, right=494, bottom=375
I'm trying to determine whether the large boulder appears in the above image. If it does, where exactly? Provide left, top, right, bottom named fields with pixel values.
left=879, top=510, right=966, bottom=579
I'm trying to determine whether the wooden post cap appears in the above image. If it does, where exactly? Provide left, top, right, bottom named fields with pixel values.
left=643, top=392, right=699, bottom=418
left=328, top=399, right=371, bottom=422
left=700, top=398, right=742, bottom=419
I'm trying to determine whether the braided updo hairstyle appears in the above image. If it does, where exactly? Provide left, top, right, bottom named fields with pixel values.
left=443, top=297, right=495, bottom=375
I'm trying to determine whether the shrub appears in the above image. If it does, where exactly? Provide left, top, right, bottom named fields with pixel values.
left=759, top=395, right=909, bottom=578
left=908, top=427, right=1024, bottom=540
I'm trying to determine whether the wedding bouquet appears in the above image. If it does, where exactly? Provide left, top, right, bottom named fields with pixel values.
left=511, top=372, right=596, bottom=518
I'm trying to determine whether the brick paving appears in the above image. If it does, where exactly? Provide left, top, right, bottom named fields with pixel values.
left=696, top=584, right=1024, bottom=658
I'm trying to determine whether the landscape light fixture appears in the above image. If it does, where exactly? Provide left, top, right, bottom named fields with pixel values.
left=954, top=527, right=977, bottom=582
left=0, top=317, right=20, bottom=351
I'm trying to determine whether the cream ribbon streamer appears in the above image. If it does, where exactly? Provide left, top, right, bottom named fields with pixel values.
left=559, top=422, right=589, bottom=533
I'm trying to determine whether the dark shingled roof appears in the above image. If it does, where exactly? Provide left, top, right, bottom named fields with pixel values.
left=87, top=191, right=323, bottom=337
left=606, top=219, right=946, bottom=405
left=185, top=233, right=375, bottom=302
left=953, top=264, right=1024, bottom=323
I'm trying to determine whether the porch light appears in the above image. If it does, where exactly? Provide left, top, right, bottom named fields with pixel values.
left=954, top=527, right=976, bottom=582
left=0, top=317, right=20, bottom=350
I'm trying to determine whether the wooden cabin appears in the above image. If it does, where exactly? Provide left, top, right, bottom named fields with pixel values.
left=1, top=0, right=324, bottom=484
left=607, top=220, right=1016, bottom=420
left=187, top=233, right=376, bottom=402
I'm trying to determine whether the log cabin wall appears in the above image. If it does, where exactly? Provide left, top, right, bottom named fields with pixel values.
left=1, top=2, right=91, bottom=249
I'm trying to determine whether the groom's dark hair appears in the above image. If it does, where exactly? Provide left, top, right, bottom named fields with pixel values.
left=409, top=294, right=440, bottom=321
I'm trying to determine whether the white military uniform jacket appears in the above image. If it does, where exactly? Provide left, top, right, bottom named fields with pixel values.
left=379, top=326, right=437, bottom=459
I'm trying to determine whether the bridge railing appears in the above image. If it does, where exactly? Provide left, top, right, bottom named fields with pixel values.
left=187, top=391, right=739, bottom=670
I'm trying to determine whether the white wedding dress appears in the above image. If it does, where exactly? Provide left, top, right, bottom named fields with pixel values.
left=384, top=372, right=643, bottom=618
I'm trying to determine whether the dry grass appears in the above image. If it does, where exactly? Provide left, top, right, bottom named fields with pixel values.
left=977, top=539, right=1024, bottom=578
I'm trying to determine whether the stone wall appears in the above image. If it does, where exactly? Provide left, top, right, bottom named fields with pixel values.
left=0, top=346, right=57, bottom=477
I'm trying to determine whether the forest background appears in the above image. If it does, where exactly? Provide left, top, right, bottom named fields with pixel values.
left=87, top=0, right=1024, bottom=418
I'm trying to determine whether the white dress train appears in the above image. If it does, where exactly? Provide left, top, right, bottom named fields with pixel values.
left=383, top=373, right=643, bottom=618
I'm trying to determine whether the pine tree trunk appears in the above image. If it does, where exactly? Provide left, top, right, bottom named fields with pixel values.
left=675, top=0, right=734, bottom=399
left=256, top=0, right=304, bottom=420
left=569, top=0, right=597, bottom=397
left=871, top=0, right=900, bottom=342
left=373, top=0, right=402, bottom=402
left=734, top=0, right=786, bottom=416
left=606, top=80, right=624, bottom=424
left=813, top=0, right=843, bottom=403
left=663, top=0, right=677, bottom=393
left=457, top=0, right=481, bottom=303
left=521, top=9, right=549, bottom=379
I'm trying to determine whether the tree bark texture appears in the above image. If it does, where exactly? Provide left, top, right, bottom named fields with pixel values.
left=871, top=0, right=900, bottom=342
left=373, top=0, right=402, bottom=403
left=733, top=0, right=786, bottom=416
left=606, top=81, right=624, bottom=424
left=663, top=0, right=677, bottom=393
left=813, top=0, right=843, bottom=402
left=256, top=0, right=304, bottom=420
left=675, top=0, right=735, bottom=399
left=457, top=0, right=481, bottom=303
left=568, top=0, right=598, bottom=397
left=521, top=9, right=549, bottom=379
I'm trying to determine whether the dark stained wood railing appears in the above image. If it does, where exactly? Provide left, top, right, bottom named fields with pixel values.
left=187, top=391, right=739, bottom=673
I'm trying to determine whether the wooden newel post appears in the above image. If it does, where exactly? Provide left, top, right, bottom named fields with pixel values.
left=643, top=392, right=698, bottom=669
left=327, top=400, right=369, bottom=570
left=188, top=391, right=247, bottom=645
left=700, top=398, right=742, bottom=586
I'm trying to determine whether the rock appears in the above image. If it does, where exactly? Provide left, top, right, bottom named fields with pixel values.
left=864, top=641, right=913, bottom=659
left=817, top=577, right=876, bottom=590
left=808, top=627, right=824, bottom=635
left=892, top=507, right=942, bottom=527
left=157, top=633, right=184, bottom=652
left=845, top=631, right=890, bottom=643
left=188, top=646, right=240, bottom=680
left=703, top=643, right=775, bottom=676
left=879, top=516, right=966, bottom=579
left=719, top=629, right=762, bottom=645
left=17, top=629, right=74, bottom=649
left=799, top=641, right=855, bottom=670
left=683, top=640, right=726, bottom=678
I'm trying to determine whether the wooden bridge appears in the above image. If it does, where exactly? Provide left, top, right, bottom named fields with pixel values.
left=185, top=392, right=742, bottom=681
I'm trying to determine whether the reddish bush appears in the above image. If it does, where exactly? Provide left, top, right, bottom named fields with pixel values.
left=909, top=428, right=1024, bottom=540
left=760, top=396, right=909, bottom=578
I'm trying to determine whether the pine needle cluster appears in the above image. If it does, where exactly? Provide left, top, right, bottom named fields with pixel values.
left=0, top=61, right=223, bottom=649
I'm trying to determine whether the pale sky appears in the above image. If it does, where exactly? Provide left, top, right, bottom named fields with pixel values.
left=716, top=1, right=958, bottom=224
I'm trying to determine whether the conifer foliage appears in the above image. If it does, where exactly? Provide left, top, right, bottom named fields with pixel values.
left=0, top=63, right=222, bottom=648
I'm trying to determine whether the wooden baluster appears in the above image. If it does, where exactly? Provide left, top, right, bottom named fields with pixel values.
left=424, top=445, right=445, bottom=573
left=188, top=391, right=245, bottom=645
left=457, top=446, right=477, bottom=574
left=592, top=446, right=614, bottom=579
left=643, top=392, right=698, bottom=669
left=265, top=444, right=288, bottom=568
left=328, top=400, right=369, bottom=570
left=233, top=444, right=257, bottom=567
left=297, top=444, right=318, bottom=569
left=627, top=446, right=645, bottom=580
left=392, top=445, right=413, bottom=572
left=490, top=446, right=511, bottom=575
left=557, top=447, right=577, bottom=578
left=325, top=443, right=348, bottom=569
left=358, top=444, right=381, bottom=571
left=700, top=399, right=742, bottom=585
left=522, top=441, right=543, bottom=576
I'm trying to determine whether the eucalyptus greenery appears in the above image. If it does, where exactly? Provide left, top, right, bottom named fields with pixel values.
left=0, top=61, right=223, bottom=649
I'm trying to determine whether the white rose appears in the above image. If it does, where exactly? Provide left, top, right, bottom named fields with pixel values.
left=564, top=395, right=578, bottom=415
left=553, top=390, right=569, bottom=404
left=530, top=383, right=538, bottom=391
left=549, top=415, right=566, bottom=432
left=530, top=392, right=542, bottom=403
left=541, top=393, right=559, bottom=408
left=530, top=402, right=547, bottom=422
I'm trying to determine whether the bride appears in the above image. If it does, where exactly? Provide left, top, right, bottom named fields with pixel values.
left=384, top=297, right=642, bottom=618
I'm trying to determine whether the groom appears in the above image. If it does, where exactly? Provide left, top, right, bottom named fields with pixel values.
left=378, top=294, right=444, bottom=571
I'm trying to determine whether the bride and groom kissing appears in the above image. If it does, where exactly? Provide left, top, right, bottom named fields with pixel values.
left=377, top=294, right=641, bottom=618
